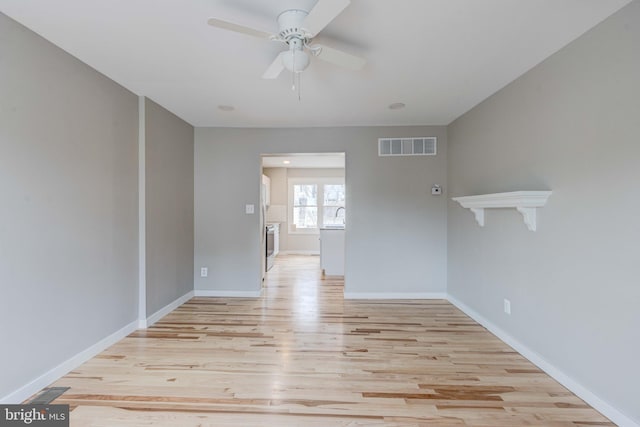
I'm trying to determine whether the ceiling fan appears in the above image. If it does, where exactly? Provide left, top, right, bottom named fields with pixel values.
left=207, top=0, right=366, bottom=80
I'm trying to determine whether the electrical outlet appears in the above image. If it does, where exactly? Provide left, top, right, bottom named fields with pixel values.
left=245, top=204, right=255, bottom=214
left=200, top=267, right=208, bottom=277
left=503, top=299, right=511, bottom=315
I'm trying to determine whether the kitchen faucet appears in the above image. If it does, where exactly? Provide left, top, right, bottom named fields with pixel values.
left=335, top=206, right=345, bottom=223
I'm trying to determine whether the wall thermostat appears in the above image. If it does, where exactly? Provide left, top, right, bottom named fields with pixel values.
left=431, top=185, right=442, bottom=195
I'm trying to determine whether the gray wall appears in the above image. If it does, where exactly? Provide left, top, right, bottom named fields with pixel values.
left=195, top=126, right=447, bottom=295
left=144, top=98, right=194, bottom=316
left=0, top=13, right=138, bottom=398
left=447, top=1, right=640, bottom=423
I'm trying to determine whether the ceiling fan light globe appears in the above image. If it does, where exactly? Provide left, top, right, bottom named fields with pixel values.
left=282, top=50, right=310, bottom=73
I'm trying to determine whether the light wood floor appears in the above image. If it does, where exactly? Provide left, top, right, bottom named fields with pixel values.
left=47, top=255, right=612, bottom=426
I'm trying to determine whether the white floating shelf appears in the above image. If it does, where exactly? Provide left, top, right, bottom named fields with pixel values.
left=452, top=191, right=552, bottom=231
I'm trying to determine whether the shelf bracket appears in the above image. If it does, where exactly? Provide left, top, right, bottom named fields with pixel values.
left=516, top=207, right=537, bottom=232
left=470, top=208, right=485, bottom=227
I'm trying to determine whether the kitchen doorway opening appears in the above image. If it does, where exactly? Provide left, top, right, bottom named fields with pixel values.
left=260, top=153, right=346, bottom=285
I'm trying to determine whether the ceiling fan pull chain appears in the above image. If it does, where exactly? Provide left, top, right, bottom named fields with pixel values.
left=298, top=73, right=302, bottom=101
left=292, top=48, right=297, bottom=91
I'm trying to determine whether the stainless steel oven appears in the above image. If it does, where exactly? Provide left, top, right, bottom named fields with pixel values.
left=266, top=224, right=275, bottom=271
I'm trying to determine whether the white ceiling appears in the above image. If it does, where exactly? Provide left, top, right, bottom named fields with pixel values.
left=0, top=0, right=631, bottom=128
left=262, top=153, right=345, bottom=168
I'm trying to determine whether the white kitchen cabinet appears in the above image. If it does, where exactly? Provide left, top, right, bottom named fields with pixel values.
left=262, top=174, right=271, bottom=206
left=320, top=228, right=345, bottom=276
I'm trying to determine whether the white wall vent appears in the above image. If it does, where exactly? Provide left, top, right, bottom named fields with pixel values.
left=378, top=137, right=437, bottom=157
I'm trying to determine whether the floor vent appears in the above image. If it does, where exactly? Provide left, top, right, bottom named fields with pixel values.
left=378, top=137, right=437, bottom=157
left=28, top=387, right=70, bottom=404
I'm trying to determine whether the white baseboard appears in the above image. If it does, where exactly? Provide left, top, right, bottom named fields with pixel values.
left=194, top=290, right=261, bottom=298
left=446, top=294, right=638, bottom=427
left=143, top=290, right=194, bottom=328
left=0, top=320, right=138, bottom=404
left=344, top=292, right=447, bottom=300
left=279, top=250, right=319, bottom=256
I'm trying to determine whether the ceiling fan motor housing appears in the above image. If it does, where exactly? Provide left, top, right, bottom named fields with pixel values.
left=277, top=9, right=310, bottom=41
left=277, top=9, right=312, bottom=73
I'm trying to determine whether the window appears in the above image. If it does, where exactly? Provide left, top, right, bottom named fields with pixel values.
left=289, top=178, right=345, bottom=233
left=292, top=183, right=318, bottom=230
left=322, top=184, right=346, bottom=227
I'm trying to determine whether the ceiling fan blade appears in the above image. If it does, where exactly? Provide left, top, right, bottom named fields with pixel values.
left=207, top=17, right=274, bottom=40
left=262, top=52, right=287, bottom=79
left=313, top=44, right=365, bottom=70
left=302, top=0, right=351, bottom=37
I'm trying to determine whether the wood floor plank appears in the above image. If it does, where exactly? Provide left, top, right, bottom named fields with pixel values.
left=38, top=255, right=613, bottom=426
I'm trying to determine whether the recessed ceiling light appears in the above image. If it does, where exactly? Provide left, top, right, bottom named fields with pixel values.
left=388, top=102, right=406, bottom=110
left=283, top=160, right=291, bottom=165
left=218, top=105, right=235, bottom=112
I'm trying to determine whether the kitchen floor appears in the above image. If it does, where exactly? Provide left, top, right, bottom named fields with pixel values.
left=47, top=255, right=611, bottom=426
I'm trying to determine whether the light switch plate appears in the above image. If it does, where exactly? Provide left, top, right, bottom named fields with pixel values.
left=245, top=204, right=255, bottom=214
left=504, top=299, right=511, bottom=315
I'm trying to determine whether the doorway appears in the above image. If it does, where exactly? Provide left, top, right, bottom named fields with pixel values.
left=260, top=153, right=346, bottom=283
